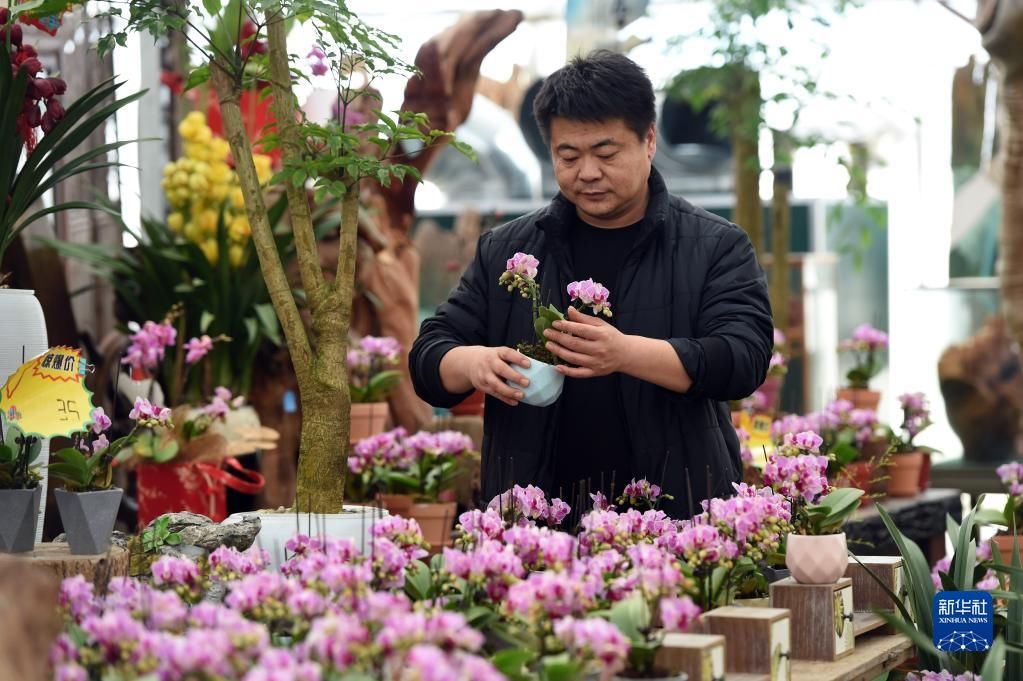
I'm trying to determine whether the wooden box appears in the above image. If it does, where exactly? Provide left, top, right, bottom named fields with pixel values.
left=654, top=632, right=725, bottom=681
left=845, top=556, right=907, bottom=614
left=702, top=606, right=791, bottom=681
left=770, top=577, right=854, bottom=661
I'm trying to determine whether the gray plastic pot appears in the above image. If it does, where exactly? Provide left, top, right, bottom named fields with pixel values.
left=54, top=488, right=122, bottom=555
left=0, top=486, right=41, bottom=552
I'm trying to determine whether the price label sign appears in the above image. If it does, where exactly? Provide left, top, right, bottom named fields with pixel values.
left=0, top=346, right=95, bottom=438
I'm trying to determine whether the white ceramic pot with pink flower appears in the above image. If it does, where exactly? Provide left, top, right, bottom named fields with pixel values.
left=498, top=253, right=613, bottom=408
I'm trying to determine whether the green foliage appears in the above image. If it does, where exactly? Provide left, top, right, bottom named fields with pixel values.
left=0, top=422, right=41, bottom=489
left=0, top=47, right=144, bottom=270
left=806, top=487, right=863, bottom=534
left=349, top=369, right=402, bottom=404
left=116, top=430, right=180, bottom=465
left=376, top=450, right=461, bottom=503
left=50, top=429, right=138, bottom=491
left=607, top=594, right=660, bottom=676
left=41, top=195, right=295, bottom=400
left=140, top=515, right=182, bottom=553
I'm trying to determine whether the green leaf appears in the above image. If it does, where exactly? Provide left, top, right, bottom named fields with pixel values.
left=200, top=311, right=215, bottom=334
left=490, top=648, right=537, bottom=681
left=981, top=637, right=1006, bottom=681
left=952, top=505, right=979, bottom=591
left=253, top=303, right=282, bottom=346
left=0, top=444, right=14, bottom=464
left=403, top=559, right=431, bottom=601
left=165, top=533, right=182, bottom=546
left=608, top=594, right=648, bottom=643
left=540, top=653, right=581, bottom=681
left=184, top=65, right=211, bottom=92
left=201, top=0, right=221, bottom=16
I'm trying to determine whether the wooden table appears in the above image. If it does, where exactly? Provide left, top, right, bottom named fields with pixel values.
left=730, top=635, right=913, bottom=681
left=845, top=488, right=962, bottom=564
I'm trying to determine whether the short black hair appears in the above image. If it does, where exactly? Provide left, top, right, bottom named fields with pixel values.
left=532, top=50, right=656, bottom=146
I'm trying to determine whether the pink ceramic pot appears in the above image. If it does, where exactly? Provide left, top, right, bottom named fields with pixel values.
left=786, top=532, right=848, bottom=584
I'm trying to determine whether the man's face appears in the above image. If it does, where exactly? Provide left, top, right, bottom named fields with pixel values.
left=549, top=117, right=656, bottom=228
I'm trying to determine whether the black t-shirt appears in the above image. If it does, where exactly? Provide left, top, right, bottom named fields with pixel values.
left=552, top=214, right=641, bottom=505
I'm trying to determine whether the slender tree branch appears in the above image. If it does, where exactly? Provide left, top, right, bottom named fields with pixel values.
left=209, top=59, right=312, bottom=373
left=264, top=8, right=328, bottom=316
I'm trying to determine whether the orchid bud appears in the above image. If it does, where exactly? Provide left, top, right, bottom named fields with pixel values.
left=0, top=8, right=10, bottom=24
left=46, top=99, right=64, bottom=120
left=33, top=77, right=53, bottom=98
left=40, top=113, right=55, bottom=134
left=20, top=57, right=42, bottom=76
left=9, top=23, right=22, bottom=47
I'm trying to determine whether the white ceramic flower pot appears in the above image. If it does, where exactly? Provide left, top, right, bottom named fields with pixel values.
left=225, top=504, right=387, bottom=571
left=506, top=359, right=564, bottom=407
left=0, top=289, right=49, bottom=542
left=786, top=532, right=849, bottom=584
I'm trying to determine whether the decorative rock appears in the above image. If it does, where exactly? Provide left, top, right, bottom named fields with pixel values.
left=54, top=530, right=132, bottom=549
left=157, top=544, right=209, bottom=561
left=147, top=512, right=260, bottom=551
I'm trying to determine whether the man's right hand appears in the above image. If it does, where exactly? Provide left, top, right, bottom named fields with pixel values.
left=439, top=345, right=531, bottom=406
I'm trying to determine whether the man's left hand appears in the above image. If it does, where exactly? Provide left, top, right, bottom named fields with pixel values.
left=544, top=306, right=632, bottom=378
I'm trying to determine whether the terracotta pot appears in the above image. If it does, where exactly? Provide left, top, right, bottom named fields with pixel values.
left=376, top=493, right=413, bottom=517
left=993, top=534, right=1023, bottom=564
left=786, top=532, right=848, bottom=584
left=918, top=451, right=932, bottom=491
left=409, top=501, right=457, bottom=549
left=887, top=451, right=925, bottom=498
left=450, top=390, right=485, bottom=417
left=350, top=402, right=390, bottom=444
left=837, top=461, right=881, bottom=504
left=836, top=388, right=881, bottom=412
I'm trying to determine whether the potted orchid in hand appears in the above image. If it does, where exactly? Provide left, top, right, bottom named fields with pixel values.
left=837, top=323, right=888, bottom=411
left=50, top=401, right=169, bottom=554
left=499, top=252, right=612, bottom=407
left=764, top=431, right=864, bottom=584
left=886, top=392, right=939, bottom=497
left=347, top=335, right=402, bottom=443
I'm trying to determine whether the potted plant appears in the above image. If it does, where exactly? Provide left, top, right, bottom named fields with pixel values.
left=349, top=427, right=473, bottom=548
left=764, top=430, right=864, bottom=583
left=347, top=335, right=403, bottom=443
left=977, top=463, right=1023, bottom=564
left=0, top=422, right=43, bottom=552
left=116, top=385, right=267, bottom=527
left=499, top=253, right=612, bottom=407
left=50, top=400, right=167, bottom=554
left=885, top=392, right=939, bottom=497
left=837, top=323, right=888, bottom=411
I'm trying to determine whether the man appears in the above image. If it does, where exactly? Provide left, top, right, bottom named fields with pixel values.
left=409, top=50, right=773, bottom=518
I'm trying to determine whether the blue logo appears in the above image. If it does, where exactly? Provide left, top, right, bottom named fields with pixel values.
left=933, top=591, right=993, bottom=652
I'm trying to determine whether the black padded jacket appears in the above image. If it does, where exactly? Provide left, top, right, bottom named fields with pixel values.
left=409, top=168, right=774, bottom=518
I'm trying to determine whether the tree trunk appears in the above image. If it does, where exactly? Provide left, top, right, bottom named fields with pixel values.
left=770, top=129, right=792, bottom=332
left=293, top=381, right=347, bottom=512
left=1000, top=77, right=1023, bottom=370
left=732, top=69, right=763, bottom=260
left=733, top=131, right=762, bottom=259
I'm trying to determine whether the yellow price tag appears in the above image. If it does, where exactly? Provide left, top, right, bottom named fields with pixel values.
left=739, top=411, right=777, bottom=469
left=0, top=346, right=95, bottom=438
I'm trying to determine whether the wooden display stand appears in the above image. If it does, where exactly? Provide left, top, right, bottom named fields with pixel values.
left=845, top=556, right=907, bottom=633
left=15, top=543, right=130, bottom=590
left=770, top=577, right=855, bottom=661
left=702, top=606, right=791, bottom=681
left=654, top=632, right=726, bottom=681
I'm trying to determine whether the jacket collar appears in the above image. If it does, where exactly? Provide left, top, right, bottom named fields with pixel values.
left=536, top=165, right=670, bottom=243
